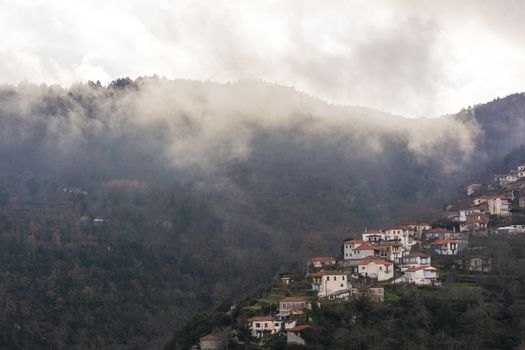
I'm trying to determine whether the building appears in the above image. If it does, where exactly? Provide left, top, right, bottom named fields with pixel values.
left=278, top=297, right=311, bottom=316
left=310, top=271, right=349, bottom=298
left=384, top=225, right=416, bottom=249
left=473, top=195, right=510, bottom=216
left=401, top=252, right=431, bottom=269
left=247, top=316, right=282, bottom=338
left=377, top=241, right=405, bottom=263
left=497, top=225, right=525, bottom=234
left=308, top=256, right=337, bottom=269
left=350, top=285, right=384, bottom=302
left=343, top=239, right=366, bottom=260
left=357, top=257, right=394, bottom=281
left=286, top=325, right=312, bottom=346
left=395, top=266, right=439, bottom=285
left=425, top=227, right=454, bottom=241
left=199, top=334, right=224, bottom=350
left=362, top=229, right=385, bottom=243
left=430, top=239, right=460, bottom=255
left=351, top=244, right=388, bottom=260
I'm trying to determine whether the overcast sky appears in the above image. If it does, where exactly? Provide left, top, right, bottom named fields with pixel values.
left=0, top=0, right=524, bottom=117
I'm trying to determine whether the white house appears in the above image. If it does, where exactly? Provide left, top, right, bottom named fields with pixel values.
left=310, top=271, right=349, bottom=298
left=247, top=316, right=281, bottom=338
left=430, top=239, right=460, bottom=255
left=425, top=227, right=454, bottom=241
left=473, top=195, right=510, bottom=216
left=517, top=164, right=525, bottom=172
left=401, top=252, right=431, bottom=270
left=357, top=258, right=394, bottom=281
left=362, top=229, right=385, bottom=243
left=350, top=244, right=388, bottom=260
left=395, top=266, right=439, bottom=286
left=279, top=297, right=311, bottom=316
left=343, top=239, right=367, bottom=260
left=308, top=256, right=337, bottom=269
left=385, top=225, right=415, bottom=249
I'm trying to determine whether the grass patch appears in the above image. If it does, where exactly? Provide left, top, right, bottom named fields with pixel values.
left=385, top=290, right=400, bottom=302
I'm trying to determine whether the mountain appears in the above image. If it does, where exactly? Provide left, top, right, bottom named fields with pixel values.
left=0, top=77, right=522, bottom=349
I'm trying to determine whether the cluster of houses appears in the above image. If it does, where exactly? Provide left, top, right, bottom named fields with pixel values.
left=306, top=224, right=446, bottom=300
left=494, top=164, right=525, bottom=186
left=196, top=166, right=525, bottom=349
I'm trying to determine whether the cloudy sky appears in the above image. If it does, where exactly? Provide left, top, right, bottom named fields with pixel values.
left=0, top=0, right=524, bottom=117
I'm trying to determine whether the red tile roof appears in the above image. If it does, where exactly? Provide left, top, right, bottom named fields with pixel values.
left=281, top=297, right=307, bottom=302
left=406, top=266, right=437, bottom=272
left=354, top=244, right=386, bottom=251
left=200, top=334, right=223, bottom=342
left=359, top=258, right=393, bottom=266
left=287, top=325, right=312, bottom=332
left=344, top=239, right=366, bottom=244
left=248, top=316, right=274, bottom=322
left=364, top=230, right=383, bottom=234
left=404, top=252, right=430, bottom=258
left=309, top=256, right=336, bottom=262
left=431, top=239, right=458, bottom=245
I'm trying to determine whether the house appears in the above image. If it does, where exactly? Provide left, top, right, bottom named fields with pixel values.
left=465, top=256, right=492, bottom=273
left=310, top=271, right=349, bottom=298
left=377, top=241, right=405, bottom=263
left=402, top=252, right=431, bottom=269
left=362, top=229, right=385, bottom=243
left=199, top=334, right=224, bottom=350
left=286, top=325, right=312, bottom=346
left=425, top=227, right=454, bottom=241
left=357, top=257, right=394, bottom=281
left=385, top=225, right=416, bottom=249
left=350, top=244, right=388, bottom=260
left=430, top=239, right=460, bottom=255
left=247, top=316, right=282, bottom=338
left=343, top=239, right=367, bottom=260
left=308, top=256, right=337, bottom=269
left=473, top=195, right=510, bottom=216
left=459, top=216, right=489, bottom=232
left=279, top=297, right=311, bottom=316
left=518, top=164, right=525, bottom=172
left=395, top=266, right=439, bottom=286
left=495, top=174, right=518, bottom=186
left=467, top=182, right=482, bottom=196
left=497, top=225, right=525, bottom=234
left=350, top=285, right=384, bottom=302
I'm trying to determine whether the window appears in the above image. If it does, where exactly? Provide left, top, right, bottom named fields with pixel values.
left=340, top=284, right=344, bottom=287
left=256, top=323, right=260, bottom=328
left=334, top=276, right=337, bottom=281
left=326, top=276, right=330, bottom=281
left=342, top=276, right=345, bottom=280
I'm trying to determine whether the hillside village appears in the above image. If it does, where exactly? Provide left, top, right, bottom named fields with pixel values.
left=186, top=163, right=525, bottom=350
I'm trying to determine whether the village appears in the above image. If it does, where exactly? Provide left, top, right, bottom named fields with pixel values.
left=194, top=164, right=525, bottom=350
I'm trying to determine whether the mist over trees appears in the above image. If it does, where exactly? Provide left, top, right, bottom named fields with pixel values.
left=0, top=77, right=523, bottom=348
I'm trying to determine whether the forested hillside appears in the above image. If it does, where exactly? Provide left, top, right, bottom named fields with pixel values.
left=0, top=78, right=523, bottom=348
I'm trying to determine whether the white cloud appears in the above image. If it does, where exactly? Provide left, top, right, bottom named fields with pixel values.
left=0, top=0, right=524, bottom=117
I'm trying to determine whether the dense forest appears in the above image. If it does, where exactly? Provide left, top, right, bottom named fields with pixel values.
left=0, top=78, right=524, bottom=348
